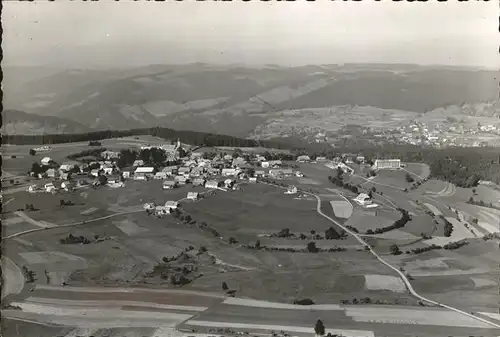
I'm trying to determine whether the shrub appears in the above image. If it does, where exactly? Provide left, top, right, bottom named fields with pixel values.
left=307, top=242, right=319, bottom=253
left=293, top=298, right=315, bottom=305
left=389, top=244, right=401, bottom=255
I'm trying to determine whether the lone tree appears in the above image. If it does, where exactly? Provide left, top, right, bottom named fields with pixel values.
left=389, top=244, right=401, bottom=255
left=222, top=282, right=229, bottom=291
left=307, top=242, right=319, bottom=253
left=314, top=319, right=325, bottom=336
left=29, top=149, right=36, bottom=156
left=405, top=172, right=415, bottom=183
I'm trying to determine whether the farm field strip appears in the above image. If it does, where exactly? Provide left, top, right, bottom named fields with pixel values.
left=184, top=320, right=375, bottom=337
left=34, top=284, right=226, bottom=298
left=23, top=297, right=209, bottom=312
left=479, top=312, right=500, bottom=322
left=345, top=306, right=492, bottom=328
left=2, top=309, right=192, bottom=329
left=410, top=267, right=490, bottom=277
left=223, top=297, right=343, bottom=310
left=8, top=302, right=196, bottom=323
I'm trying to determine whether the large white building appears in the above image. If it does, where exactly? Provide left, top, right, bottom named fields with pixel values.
left=373, top=159, right=401, bottom=170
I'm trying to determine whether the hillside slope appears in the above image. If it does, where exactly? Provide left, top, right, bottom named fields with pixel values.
left=4, top=64, right=498, bottom=137
left=2, top=110, right=92, bottom=135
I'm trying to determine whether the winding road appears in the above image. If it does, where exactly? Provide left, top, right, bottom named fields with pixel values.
left=307, top=190, right=500, bottom=329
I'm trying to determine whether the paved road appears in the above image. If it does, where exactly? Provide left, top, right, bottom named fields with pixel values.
left=1, top=256, right=25, bottom=299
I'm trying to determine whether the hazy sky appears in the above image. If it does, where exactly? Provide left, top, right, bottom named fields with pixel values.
left=3, top=0, right=498, bottom=68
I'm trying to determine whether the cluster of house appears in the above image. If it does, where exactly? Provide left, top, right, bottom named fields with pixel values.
left=122, top=152, right=308, bottom=190
left=36, top=156, right=118, bottom=181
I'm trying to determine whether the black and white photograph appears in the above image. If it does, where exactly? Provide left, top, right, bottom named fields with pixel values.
left=1, top=1, right=500, bottom=337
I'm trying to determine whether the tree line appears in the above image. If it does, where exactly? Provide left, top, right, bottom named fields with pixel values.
left=6, top=127, right=500, bottom=186
left=3, top=127, right=295, bottom=149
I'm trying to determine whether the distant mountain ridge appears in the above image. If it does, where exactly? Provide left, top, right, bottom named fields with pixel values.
left=3, top=63, right=498, bottom=137
left=2, top=109, right=92, bottom=135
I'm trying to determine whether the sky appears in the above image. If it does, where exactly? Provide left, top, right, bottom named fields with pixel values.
left=3, top=0, right=498, bottom=69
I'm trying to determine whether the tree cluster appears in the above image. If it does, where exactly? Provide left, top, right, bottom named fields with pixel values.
left=59, top=234, right=91, bottom=245
left=365, top=208, right=410, bottom=235
left=442, top=217, right=454, bottom=237
left=67, top=148, right=107, bottom=160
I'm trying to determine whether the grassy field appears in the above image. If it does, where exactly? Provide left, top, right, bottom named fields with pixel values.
left=182, top=183, right=334, bottom=242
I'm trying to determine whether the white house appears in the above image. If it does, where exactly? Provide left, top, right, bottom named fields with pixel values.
left=155, top=205, right=170, bottom=216
left=254, top=170, right=266, bottom=177
left=133, top=160, right=144, bottom=167
left=192, top=178, right=206, bottom=186
left=41, top=157, right=52, bottom=165
left=163, top=180, right=178, bottom=189
left=59, top=164, right=74, bottom=172
left=27, top=185, right=38, bottom=193
left=90, top=169, right=100, bottom=178
left=162, top=166, right=178, bottom=175
left=223, top=154, right=233, bottom=161
left=174, top=175, right=189, bottom=185
left=296, top=155, right=311, bottom=163
left=268, top=160, right=282, bottom=168
left=315, top=157, right=327, bottom=162
left=285, top=185, right=298, bottom=195
left=187, top=192, right=199, bottom=200
left=61, top=181, right=74, bottom=191
left=135, top=166, right=155, bottom=175
left=46, top=168, right=57, bottom=178
left=178, top=167, right=191, bottom=176
left=44, top=183, right=56, bottom=193
left=143, top=202, right=155, bottom=210
left=60, top=172, right=70, bottom=181
left=101, top=151, right=120, bottom=160
left=154, top=172, right=167, bottom=180
left=337, top=163, right=354, bottom=175
left=353, top=193, right=372, bottom=206
left=295, top=171, right=304, bottom=177
left=222, top=168, right=239, bottom=176
left=224, top=178, right=235, bottom=188
left=165, top=201, right=179, bottom=210
left=261, top=161, right=270, bottom=168
left=248, top=177, right=257, bottom=183
left=103, top=167, right=113, bottom=175
left=122, top=171, right=131, bottom=179
left=205, top=180, right=220, bottom=189
left=134, top=167, right=155, bottom=180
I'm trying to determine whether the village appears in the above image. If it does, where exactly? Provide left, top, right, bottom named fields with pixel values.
left=22, top=139, right=400, bottom=218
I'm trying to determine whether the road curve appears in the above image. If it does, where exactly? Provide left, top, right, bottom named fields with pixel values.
left=308, top=190, right=500, bottom=330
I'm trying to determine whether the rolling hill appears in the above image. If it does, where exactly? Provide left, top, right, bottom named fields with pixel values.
left=3, top=64, right=498, bottom=137
left=2, top=109, right=92, bottom=135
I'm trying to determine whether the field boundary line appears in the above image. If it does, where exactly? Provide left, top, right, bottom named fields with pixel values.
left=260, top=180, right=500, bottom=329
